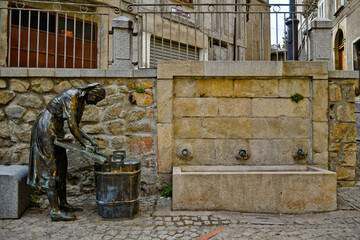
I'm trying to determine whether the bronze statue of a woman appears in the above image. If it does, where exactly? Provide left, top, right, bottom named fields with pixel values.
left=27, top=83, right=106, bottom=221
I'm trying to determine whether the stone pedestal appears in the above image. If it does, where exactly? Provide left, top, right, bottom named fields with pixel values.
left=0, top=165, right=31, bottom=218
left=309, top=17, right=333, bottom=69
left=112, top=16, right=134, bottom=70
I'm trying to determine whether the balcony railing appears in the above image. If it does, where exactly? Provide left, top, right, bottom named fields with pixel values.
left=0, top=0, right=119, bottom=69
left=126, top=1, right=318, bottom=68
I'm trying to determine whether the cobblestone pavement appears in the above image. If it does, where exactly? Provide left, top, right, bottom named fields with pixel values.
left=1, top=185, right=360, bottom=240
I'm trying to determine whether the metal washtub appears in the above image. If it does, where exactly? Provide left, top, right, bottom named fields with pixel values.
left=94, top=151, right=141, bottom=219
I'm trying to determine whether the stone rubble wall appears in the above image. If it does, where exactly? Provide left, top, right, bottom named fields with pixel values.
left=0, top=72, right=158, bottom=195
left=329, top=74, right=357, bottom=187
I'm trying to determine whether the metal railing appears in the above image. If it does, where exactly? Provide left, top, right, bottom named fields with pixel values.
left=1, top=0, right=119, bottom=69
left=126, top=1, right=317, bottom=68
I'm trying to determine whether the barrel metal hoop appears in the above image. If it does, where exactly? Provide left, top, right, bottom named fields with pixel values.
left=96, top=199, right=140, bottom=205
left=94, top=169, right=141, bottom=175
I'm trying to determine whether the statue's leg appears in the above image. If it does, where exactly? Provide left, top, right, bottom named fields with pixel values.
left=57, top=147, right=82, bottom=212
left=46, top=189, right=76, bottom=221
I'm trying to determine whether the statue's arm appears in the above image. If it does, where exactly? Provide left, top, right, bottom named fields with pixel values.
left=79, top=129, right=99, bottom=151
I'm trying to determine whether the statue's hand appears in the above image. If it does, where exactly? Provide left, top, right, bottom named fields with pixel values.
left=85, top=145, right=96, bottom=153
left=90, top=140, right=99, bottom=152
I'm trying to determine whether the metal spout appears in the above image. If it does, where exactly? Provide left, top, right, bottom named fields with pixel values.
left=238, top=150, right=248, bottom=160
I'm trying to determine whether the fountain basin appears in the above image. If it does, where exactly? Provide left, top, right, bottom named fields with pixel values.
left=172, top=165, right=337, bottom=213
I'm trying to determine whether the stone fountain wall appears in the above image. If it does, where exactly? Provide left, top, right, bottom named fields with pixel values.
left=157, top=61, right=358, bottom=187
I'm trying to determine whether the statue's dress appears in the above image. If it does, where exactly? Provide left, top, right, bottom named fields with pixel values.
left=28, top=89, right=85, bottom=190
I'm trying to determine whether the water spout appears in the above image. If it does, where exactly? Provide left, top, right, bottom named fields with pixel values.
left=237, top=150, right=248, bottom=160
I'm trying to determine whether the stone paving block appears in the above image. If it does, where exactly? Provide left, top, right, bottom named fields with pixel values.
left=0, top=165, right=31, bottom=218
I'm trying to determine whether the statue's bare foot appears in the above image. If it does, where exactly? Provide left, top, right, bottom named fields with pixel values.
left=59, top=203, right=83, bottom=212
left=50, top=210, right=76, bottom=221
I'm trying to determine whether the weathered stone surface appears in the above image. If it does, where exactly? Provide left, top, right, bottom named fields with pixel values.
left=5, top=106, right=25, bottom=119
left=282, top=61, right=328, bottom=79
left=103, top=104, right=122, bottom=121
left=313, top=122, right=328, bottom=153
left=108, top=120, right=124, bottom=135
left=126, top=80, right=139, bottom=90
left=111, top=137, right=125, bottom=149
left=174, top=98, right=218, bottom=117
left=219, top=98, right=251, bottom=117
left=173, top=165, right=336, bottom=213
left=126, top=122, right=155, bottom=133
left=11, top=79, right=30, bottom=93
left=330, top=123, right=356, bottom=142
left=0, top=165, right=31, bottom=218
left=141, top=167, right=157, bottom=184
left=343, top=143, right=356, bottom=152
left=17, top=94, right=43, bottom=108
left=215, top=139, right=250, bottom=165
left=173, top=139, right=216, bottom=165
left=130, top=90, right=154, bottom=106
left=337, top=103, right=355, bottom=122
left=22, top=109, right=38, bottom=123
left=158, top=61, right=204, bottom=79
left=339, top=152, right=356, bottom=167
left=174, top=78, right=196, bottom=97
left=343, top=84, right=355, bottom=102
left=94, top=137, right=107, bottom=149
left=157, top=80, right=173, bottom=123
left=249, top=139, right=310, bottom=165
left=157, top=123, right=173, bottom=173
left=147, top=108, right=155, bottom=121
left=234, top=79, right=278, bottom=97
left=54, top=81, right=72, bottom=94
left=43, top=94, right=56, bottom=104
left=128, top=136, right=154, bottom=155
left=203, top=118, right=281, bottom=139
left=128, top=108, right=146, bottom=122
left=329, top=143, right=341, bottom=152
left=279, top=78, right=310, bottom=97
left=81, top=106, right=101, bottom=122
left=313, top=152, right=328, bottom=168
left=97, top=95, right=124, bottom=106
left=104, top=85, right=118, bottom=96
left=0, top=121, right=10, bottom=138
left=82, top=125, right=104, bottom=134
left=0, top=91, right=15, bottom=104
left=252, top=99, right=310, bottom=117
left=69, top=79, right=86, bottom=88
left=336, top=167, right=355, bottom=180
left=0, top=110, right=5, bottom=120
left=329, top=84, right=341, bottom=102
left=282, top=118, right=311, bottom=138
left=196, top=79, right=233, bottom=97
left=0, top=79, right=6, bottom=88
left=174, top=118, right=202, bottom=138
left=141, top=81, right=155, bottom=88
left=313, top=80, right=328, bottom=121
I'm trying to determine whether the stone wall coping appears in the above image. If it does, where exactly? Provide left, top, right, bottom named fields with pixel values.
left=158, top=61, right=329, bottom=79
left=0, top=68, right=157, bottom=78
left=329, top=70, right=359, bottom=79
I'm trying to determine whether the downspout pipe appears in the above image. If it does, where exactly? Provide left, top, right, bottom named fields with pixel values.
left=285, top=0, right=299, bottom=60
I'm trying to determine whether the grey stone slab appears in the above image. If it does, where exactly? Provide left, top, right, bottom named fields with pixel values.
left=80, top=69, right=106, bottom=77
left=55, top=69, right=81, bottom=77
left=355, top=102, right=360, bottom=112
left=105, top=70, right=133, bottom=78
left=204, top=61, right=283, bottom=77
left=0, top=165, right=31, bottom=219
left=134, top=69, right=157, bottom=78
left=0, top=68, right=28, bottom=77
left=28, top=68, right=55, bottom=77
left=329, top=70, right=359, bottom=79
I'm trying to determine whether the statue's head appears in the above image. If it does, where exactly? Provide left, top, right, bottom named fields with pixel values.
left=82, top=83, right=106, bottom=105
